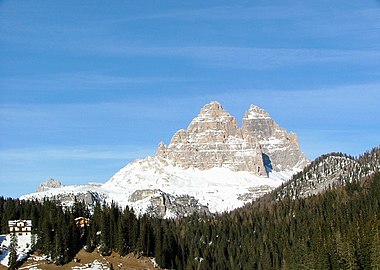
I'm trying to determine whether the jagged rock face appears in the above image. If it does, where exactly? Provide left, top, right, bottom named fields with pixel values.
left=157, top=101, right=267, bottom=176
left=53, top=191, right=103, bottom=206
left=36, top=178, right=64, bottom=192
left=24, top=188, right=106, bottom=208
left=157, top=101, right=308, bottom=175
left=242, top=105, right=309, bottom=171
left=129, top=189, right=210, bottom=218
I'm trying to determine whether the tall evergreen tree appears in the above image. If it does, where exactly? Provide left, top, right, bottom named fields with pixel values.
left=371, top=224, right=380, bottom=269
left=8, top=234, right=18, bottom=270
left=99, top=205, right=112, bottom=256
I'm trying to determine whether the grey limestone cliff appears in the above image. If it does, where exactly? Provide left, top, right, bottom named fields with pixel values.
left=157, top=101, right=267, bottom=176
left=242, top=105, right=309, bottom=171
left=36, top=178, right=64, bottom=192
left=157, top=101, right=308, bottom=175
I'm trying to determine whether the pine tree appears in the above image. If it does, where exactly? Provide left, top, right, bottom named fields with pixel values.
left=8, top=234, right=18, bottom=270
left=30, top=233, right=36, bottom=251
left=371, top=225, right=380, bottom=270
left=53, top=226, right=65, bottom=265
left=99, top=206, right=112, bottom=256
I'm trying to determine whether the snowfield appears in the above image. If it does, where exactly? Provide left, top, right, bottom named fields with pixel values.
left=103, top=157, right=296, bottom=213
left=71, top=260, right=110, bottom=270
left=21, top=157, right=297, bottom=216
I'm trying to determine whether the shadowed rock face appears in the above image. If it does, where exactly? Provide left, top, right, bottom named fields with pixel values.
left=157, top=101, right=308, bottom=175
left=242, top=105, right=309, bottom=171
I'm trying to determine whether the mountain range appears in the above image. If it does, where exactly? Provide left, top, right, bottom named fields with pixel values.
left=23, top=100, right=369, bottom=218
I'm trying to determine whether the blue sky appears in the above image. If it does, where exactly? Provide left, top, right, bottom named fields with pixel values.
left=1, top=0, right=380, bottom=198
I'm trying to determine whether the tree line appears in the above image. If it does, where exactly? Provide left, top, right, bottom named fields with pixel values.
left=1, top=172, right=379, bottom=269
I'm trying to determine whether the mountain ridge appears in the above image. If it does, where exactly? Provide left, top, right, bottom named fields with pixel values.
left=21, top=101, right=309, bottom=217
left=273, top=146, right=380, bottom=200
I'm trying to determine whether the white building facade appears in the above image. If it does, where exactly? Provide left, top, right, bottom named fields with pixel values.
left=8, top=220, right=32, bottom=236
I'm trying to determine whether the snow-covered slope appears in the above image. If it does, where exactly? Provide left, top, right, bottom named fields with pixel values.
left=102, top=156, right=295, bottom=214
left=21, top=157, right=296, bottom=217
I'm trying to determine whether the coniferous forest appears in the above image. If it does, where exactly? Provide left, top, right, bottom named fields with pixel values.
left=1, top=163, right=380, bottom=269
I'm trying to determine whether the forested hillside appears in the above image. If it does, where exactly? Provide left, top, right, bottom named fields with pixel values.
left=1, top=147, right=380, bottom=269
left=274, top=146, right=380, bottom=199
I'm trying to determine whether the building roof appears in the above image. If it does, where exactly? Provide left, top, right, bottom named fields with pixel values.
left=8, top=219, right=32, bottom=227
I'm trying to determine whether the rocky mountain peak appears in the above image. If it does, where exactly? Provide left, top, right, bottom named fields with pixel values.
left=36, top=178, right=64, bottom=192
left=242, top=105, right=308, bottom=171
left=157, top=101, right=266, bottom=175
left=199, top=100, right=224, bottom=115
left=187, top=101, right=238, bottom=135
left=242, top=104, right=280, bottom=139
left=157, top=101, right=308, bottom=175
left=195, top=101, right=230, bottom=121
left=244, top=104, right=271, bottom=120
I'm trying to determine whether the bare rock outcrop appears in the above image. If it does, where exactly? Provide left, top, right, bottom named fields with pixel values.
left=36, top=178, right=64, bottom=192
left=242, top=105, right=309, bottom=171
left=129, top=189, right=210, bottom=218
left=157, top=101, right=308, bottom=175
left=157, top=101, right=267, bottom=176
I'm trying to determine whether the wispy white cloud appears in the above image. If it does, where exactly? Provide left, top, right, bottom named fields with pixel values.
left=0, top=100, right=183, bottom=124
left=0, top=145, right=154, bottom=162
left=83, top=45, right=380, bottom=70
left=3, top=2, right=379, bottom=71
left=0, top=73, right=191, bottom=91
left=297, top=6, right=380, bottom=40
left=205, top=82, right=380, bottom=120
left=99, top=4, right=314, bottom=23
